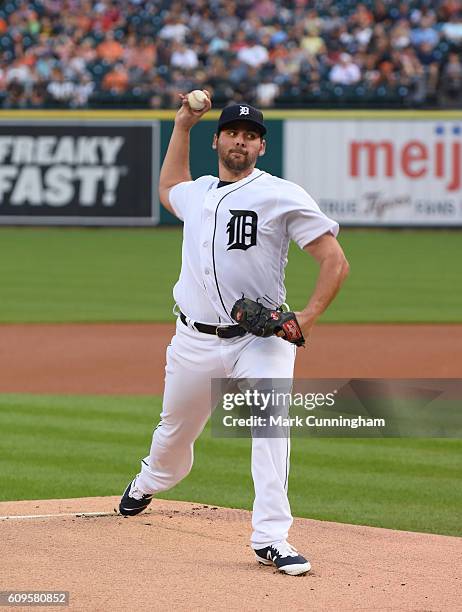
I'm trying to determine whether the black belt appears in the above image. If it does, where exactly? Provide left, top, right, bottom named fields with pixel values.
left=180, top=312, right=246, bottom=339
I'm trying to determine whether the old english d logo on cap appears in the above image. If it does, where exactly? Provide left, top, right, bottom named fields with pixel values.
left=217, top=103, right=267, bottom=135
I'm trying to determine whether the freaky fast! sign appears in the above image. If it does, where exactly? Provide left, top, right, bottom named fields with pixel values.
left=284, top=120, right=462, bottom=226
left=0, top=122, right=160, bottom=226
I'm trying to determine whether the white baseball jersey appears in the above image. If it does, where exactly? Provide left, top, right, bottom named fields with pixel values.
left=169, top=168, right=339, bottom=324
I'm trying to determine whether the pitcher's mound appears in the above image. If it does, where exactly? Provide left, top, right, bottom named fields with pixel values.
left=1, top=497, right=459, bottom=611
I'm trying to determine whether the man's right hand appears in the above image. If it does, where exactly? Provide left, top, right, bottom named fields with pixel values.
left=159, top=90, right=211, bottom=214
left=175, top=90, right=212, bottom=131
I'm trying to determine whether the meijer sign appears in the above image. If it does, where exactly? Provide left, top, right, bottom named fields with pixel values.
left=284, top=120, right=462, bottom=226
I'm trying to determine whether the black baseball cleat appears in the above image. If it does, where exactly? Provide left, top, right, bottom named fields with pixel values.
left=119, top=477, right=153, bottom=516
left=254, top=541, right=311, bottom=576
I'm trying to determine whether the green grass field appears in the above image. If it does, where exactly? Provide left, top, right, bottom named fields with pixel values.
left=0, top=227, right=461, bottom=322
left=0, top=394, right=460, bottom=537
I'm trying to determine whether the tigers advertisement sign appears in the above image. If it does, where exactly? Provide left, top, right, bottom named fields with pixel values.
left=284, top=120, right=462, bottom=226
left=0, top=121, right=160, bottom=225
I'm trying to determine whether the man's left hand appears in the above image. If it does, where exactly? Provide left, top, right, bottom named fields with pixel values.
left=294, top=311, right=316, bottom=343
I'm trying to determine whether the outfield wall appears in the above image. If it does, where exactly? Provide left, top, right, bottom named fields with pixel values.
left=0, top=110, right=461, bottom=227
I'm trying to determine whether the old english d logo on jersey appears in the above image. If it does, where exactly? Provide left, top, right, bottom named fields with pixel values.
left=226, top=210, right=258, bottom=251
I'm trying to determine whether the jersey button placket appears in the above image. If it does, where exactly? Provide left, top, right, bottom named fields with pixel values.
left=203, top=190, right=223, bottom=313
left=200, top=197, right=215, bottom=298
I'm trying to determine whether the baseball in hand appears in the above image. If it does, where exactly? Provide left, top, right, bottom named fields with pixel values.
left=187, top=90, right=208, bottom=111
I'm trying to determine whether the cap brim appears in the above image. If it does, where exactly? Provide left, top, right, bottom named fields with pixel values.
left=218, top=119, right=266, bottom=136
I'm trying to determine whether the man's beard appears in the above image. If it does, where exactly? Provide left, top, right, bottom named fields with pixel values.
left=219, top=147, right=257, bottom=173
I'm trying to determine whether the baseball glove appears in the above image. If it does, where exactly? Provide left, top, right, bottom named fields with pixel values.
left=231, top=297, right=305, bottom=347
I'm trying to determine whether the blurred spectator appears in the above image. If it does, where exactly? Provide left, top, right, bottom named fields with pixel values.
left=28, top=81, right=48, bottom=108
left=4, top=81, right=27, bottom=108
left=47, top=68, right=75, bottom=104
left=254, top=0, right=277, bottom=22
left=410, top=15, right=440, bottom=49
left=300, top=26, right=327, bottom=56
left=0, top=0, right=461, bottom=110
left=159, top=16, right=189, bottom=43
left=439, top=51, right=462, bottom=105
left=97, top=32, right=124, bottom=63
left=390, top=19, right=412, bottom=50
left=400, top=46, right=427, bottom=103
left=124, top=36, right=156, bottom=72
left=329, top=53, right=361, bottom=85
left=102, top=62, right=129, bottom=94
left=441, top=14, right=462, bottom=43
left=73, top=74, right=95, bottom=107
left=256, top=75, right=279, bottom=107
left=237, top=36, right=269, bottom=68
left=170, top=42, right=199, bottom=70
left=6, top=59, right=32, bottom=86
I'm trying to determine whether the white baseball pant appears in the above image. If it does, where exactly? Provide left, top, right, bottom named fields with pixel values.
left=136, top=318, right=296, bottom=548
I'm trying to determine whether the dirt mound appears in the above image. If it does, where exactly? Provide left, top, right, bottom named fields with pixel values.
left=1, top=497, right=460, bottom=611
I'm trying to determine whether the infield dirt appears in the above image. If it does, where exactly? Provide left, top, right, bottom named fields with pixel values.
left=1, top=322, right=461, bottom=394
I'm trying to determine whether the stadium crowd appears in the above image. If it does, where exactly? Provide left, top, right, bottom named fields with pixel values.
left=0, top=0, right=461, bottom=109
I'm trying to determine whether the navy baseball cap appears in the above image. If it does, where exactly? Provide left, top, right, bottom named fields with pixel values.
left=217, top=103, right=267, bottom=136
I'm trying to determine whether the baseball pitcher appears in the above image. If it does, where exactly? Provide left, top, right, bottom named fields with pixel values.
left=119, top=91, right=349, bottom=576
